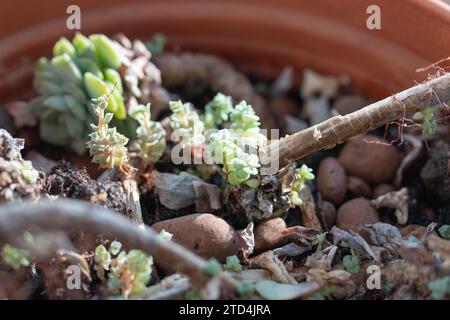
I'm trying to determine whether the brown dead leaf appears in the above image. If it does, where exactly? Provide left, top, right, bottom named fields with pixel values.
left=249, top=251, right=296, bottom=284
left=192, top=180, right=221, bottom=212
left=371, top=188, right=409, bottom=225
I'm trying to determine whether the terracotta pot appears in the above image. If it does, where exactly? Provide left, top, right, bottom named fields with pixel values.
left=0, top=0, right=449, bottom=103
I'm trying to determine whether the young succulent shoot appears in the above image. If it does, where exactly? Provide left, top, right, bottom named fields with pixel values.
left=0, top=129, right=41, bottom=202
left=413, top=106, right=437, bottom=135
left=169, top=100, right=205, bottom=148
left=87, top=95, right=129, bottom=170
left=207, top=129, right=261, bottom=186
left=288, top=164, right=315, bottom=206
left=223, top=255, right=242, bottom=272
left=236, top=280, right=255, bottom=298
left=229, top=101, right=261, bottom=130
left=202, top=93, right=234, bottom=128
left=30, top=33, right=130, bottom=154
left=204, top=98, right=267, bottom=187
left=1, top=244, right=30, bottom=270
left=129, top=103, right=166, bottom=165
left=145, top=33, right=166, bottom=56
left=203, top=258, right=222, bottom=276
left=94, top=241, right=153, bottom=298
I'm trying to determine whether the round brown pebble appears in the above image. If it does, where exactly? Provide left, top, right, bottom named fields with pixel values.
left=152, top=213, right=241, bottom=262
left=317, top=157, right=347, bottom=205
left=338, top=135, right=402, bottom=184
left=373, top=184, right=395, bottom=198
left=347, top=176, right=371, bottom=198
left=254, top=218, right=288, bottom=253
left=333, top=94, right=367, bottom=115
left=336, top=198, right=380, bottom=230
left=320, top=201, right=337, bottom=230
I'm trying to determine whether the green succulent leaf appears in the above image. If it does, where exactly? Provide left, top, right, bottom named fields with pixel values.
left=428, top=276, right=450, bottom=300
left=53, top=37, right=76, bottom=58
left=224, top=255, right=242, bottom=272
left=146, top=33, right=166, bottom=56
left=31, top=33, right=129, bottom=154
left=1, top=245, right=30, bottom=270
left=203, top=93, right=233, bottom=128
left=129, top=103, right=166, bottom=164
left=89, top=34, right=122, bottom=69
left=289, top=164, right=315, bottom=206
left=236, top=281, right=255, bottom=298
left=203, top=258, right=221, bottom=276
left=438, top=225, right=450, bottom=239
left=343, top=255, right=360, bottom=273
left=229, top=101, right=260, bottom=130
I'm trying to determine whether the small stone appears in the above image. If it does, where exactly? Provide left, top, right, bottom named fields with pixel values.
left=336, top=198, right=380, bottom=230
left=373, top=184, right=395, bottom=198
left=152, top=213, right=242, bottom=262
left=332, top=94, right=367, bottom=115
left=254, top=218, right=288, bottom=253
left=317, top=157, right=347, bottom=205
left=347, top=176, right=371, bottom=198
left=320, top=201, right=336, bottom=230
left=338, top=135, right=402, bottom=184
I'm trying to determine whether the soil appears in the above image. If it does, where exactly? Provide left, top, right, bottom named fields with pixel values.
left=46, top=161, right=127, bottom=215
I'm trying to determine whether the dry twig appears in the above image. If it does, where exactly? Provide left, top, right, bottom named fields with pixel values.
left=0, top=199, right=212, bottom=287
left=264, top=73, right=450, bottom=169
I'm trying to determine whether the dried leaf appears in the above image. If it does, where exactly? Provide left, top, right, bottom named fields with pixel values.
left=331, top=226, right=381, bottom=262
left=192, top=180, right=221, bottom=212
left=249, top=251, right=296, bottom=284
left=273, top=243, right=311, bottom=257
left=305, top=245, right=338, bottom=271
left=371, top=188, right=409, bottom=225
left=238, top=222, right=255, bottom=259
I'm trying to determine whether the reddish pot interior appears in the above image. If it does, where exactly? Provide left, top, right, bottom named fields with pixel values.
left=0, top=0, right=449, bottom=103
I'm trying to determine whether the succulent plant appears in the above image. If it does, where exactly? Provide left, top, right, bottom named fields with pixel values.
left=229, top=101, right=260, bottom=130
left=0, top=129, right=41, bottom=202
left=87, top=96, right=129, bottom=169
left=169, top=100, right=205, bottom=148
left=203, top=258, right=221, bottom=276
left=94, top=241, right=153, bottom=298
left=129, top=103, right=166, bottom=164
left=30, top=33, right=132, bottom=154
left=202, top=93, right=233, bottom=128
left=223, top=255, right=242, bottom=272
left=413, top=106, right=437, bottom=135
left=288, top=164, right=315, bottom=206
left=207, top=129, right=261, bottom=186
left=145, top=33, right=166, bottom=56
left=1, top=244, right=30, bottom=270
left=204, top=99, right=266, bottom=186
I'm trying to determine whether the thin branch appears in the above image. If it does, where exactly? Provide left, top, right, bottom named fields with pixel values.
left=264, top=73, right=450, bottom=169
left=0, top=199, right=210, bottom=287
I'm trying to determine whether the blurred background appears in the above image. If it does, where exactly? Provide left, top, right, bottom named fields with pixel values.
left=0, top=0, right=449, bottom=101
